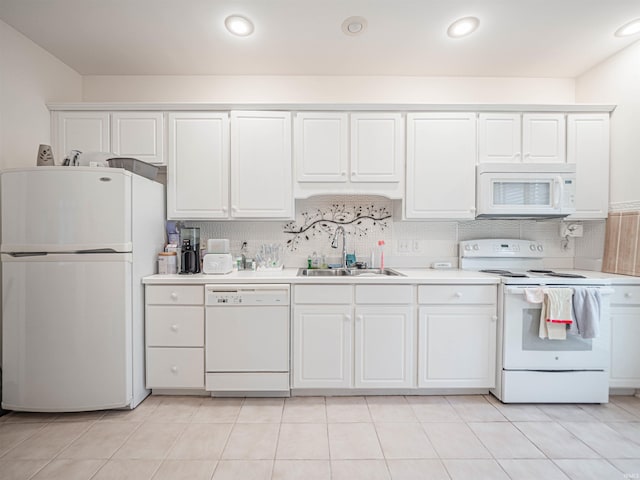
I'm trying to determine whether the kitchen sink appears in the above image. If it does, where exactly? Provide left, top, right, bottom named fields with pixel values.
left=297, top=268, right=405, bottom=277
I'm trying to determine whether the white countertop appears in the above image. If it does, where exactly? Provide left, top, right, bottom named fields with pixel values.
left=142, top=268, right=501, bottom=285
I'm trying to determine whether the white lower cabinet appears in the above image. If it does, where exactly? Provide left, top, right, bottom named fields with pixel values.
left=292, top=305, right=352, bottom=388
left=292, top=284, right=415, bottom=390
left=417, top=285, right=497, bottom=388
left=354, top=305, right=414, bottom=388
left=145, top=285, right=205, bottom=389
left=610, top=285, right=640, bottom=388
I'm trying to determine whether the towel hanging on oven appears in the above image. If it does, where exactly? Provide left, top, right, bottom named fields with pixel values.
left=569, top=287, right=601, bottom=339
left=539, top=288, right=574, bottom=340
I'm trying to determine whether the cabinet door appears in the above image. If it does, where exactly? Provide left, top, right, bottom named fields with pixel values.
left=292, top=305, right=352, bottom=388
left=522, top=113, right=566, bottom=163
left=294, top=112, right=348, bottom=182
left=405, top=113, right=476, bottom=219
left=111, top=112, right=164, bottom=164
left=478, top=113, right=522, bottom=163
left=418, top=305, right=496, bottom=388
left=231, top=111, right=293, bottom=218
left=354, top=305, right=414, bottom=388
left=610, top=307, right=640, bottom=388
left=566, top=113, right=610, bottom=220
left=55, top=112, right=110, bottom=162
left=350, top=113, right=403, bottom=182
left=167, top=112, right=229, bottom=219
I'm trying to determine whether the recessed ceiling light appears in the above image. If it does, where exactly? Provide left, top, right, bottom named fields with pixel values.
left=341, top=16, right=368, bottom=36
left=614, top=18, right=640, bottom=37
left=224, top=15, right=254, bottom=37
left=447, top=16, right=480, bottom=38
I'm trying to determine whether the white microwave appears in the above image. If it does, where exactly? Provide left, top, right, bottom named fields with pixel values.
left=476, top=163, right=576, bottom=218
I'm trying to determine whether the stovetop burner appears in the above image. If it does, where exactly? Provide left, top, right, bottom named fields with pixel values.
left=527, top=269, right=587, bottom=279
left=480, top=269, right=529, bottom=278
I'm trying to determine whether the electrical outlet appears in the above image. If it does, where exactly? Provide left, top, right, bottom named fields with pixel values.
left=398, top=240, right=410, bottom=253
left=412, top=240, right=421, bottom=253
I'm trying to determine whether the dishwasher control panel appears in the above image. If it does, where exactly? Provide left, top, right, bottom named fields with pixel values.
left=205, top=284, right=290, bottom=306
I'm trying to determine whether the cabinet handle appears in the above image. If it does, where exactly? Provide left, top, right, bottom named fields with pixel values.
left=344, top=315, right=351, bottom=322
left=454, top=292, right=463, bottom=298
left=171, top=324, right=179, bottom=332
left=356, top=315, right=364, bottom=322
left=351, top=172, right=355, bottom=176
left=492, top=315, right=498, bottom=322
left=231, top=206, right=238, bottom=213
left=171, top=366, right=178, bottom=373
left=341, top=172, right=347, bottom=176
left=524, top=153, right=530, bottom=159
left=170, top=292, right=178, bottom=300
left=469, top=207, right=476, bottom=213
left=515, top=152, right=521, bottom=159
left=222, top=207, right=228, bottom=213
left=625, top=292, right=633, bottom=298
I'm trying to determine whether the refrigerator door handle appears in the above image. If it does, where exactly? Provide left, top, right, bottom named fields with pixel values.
left=75, top=248, right=119, bottom=254
left=7, top=252, right=48, bottom=257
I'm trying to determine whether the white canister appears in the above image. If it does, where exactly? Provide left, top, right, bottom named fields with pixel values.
left=158, top=251, right=178, bottom=274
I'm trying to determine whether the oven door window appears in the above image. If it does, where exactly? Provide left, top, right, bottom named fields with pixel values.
left=522, top=307, right=591, bottom=351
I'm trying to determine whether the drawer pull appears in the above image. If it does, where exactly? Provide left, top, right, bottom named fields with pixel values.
left=454, top=292, right=463, bottom=298
left=171, top=324, right=179, bottom=332
left=171, top=366, right=178, bottom=373
left=625, top=292, right=633, bottom=298
left=170, top=292, right=178, bottom=300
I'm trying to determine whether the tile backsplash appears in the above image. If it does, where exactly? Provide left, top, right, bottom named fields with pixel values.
left=186, top=196, right=605, bottom=270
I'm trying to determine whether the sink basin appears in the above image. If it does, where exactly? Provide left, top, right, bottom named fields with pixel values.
left=297, top=268, right=404, bottom=277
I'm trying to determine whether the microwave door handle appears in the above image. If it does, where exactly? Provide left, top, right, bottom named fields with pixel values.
left=553, top=176, right=563, bottom=209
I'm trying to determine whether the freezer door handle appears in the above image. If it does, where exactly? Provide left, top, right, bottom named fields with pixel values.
left=6, top=252, right=48, bottom=257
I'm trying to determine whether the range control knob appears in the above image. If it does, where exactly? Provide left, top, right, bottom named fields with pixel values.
left=537, top=245, right=544, bottom=252
left=473, top=244, right=479, bottom=251
left=465, top=245, right=471, bottom=251
left=529, top=244, right=536, bottom=251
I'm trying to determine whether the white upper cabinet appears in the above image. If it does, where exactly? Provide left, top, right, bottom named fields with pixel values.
left=111, top=112, right=164, bottom=164
left=350, top=113, right=403, bottom=182
left=522, top=113, right=566, bottom=163
left=566, top=113, right=610, bottom=220
left=294, top=112, right=348, bottom=183
left=54, top=112, right=110, bottom=162
left=55, top=111, right=166, bottom=165
left=294, top=112, right=404, bottom=198
left=478, top=113, right=566, bottom=163
left=167, top=112, right=229, bottom=219
left=405, top=112, right=477, bottom=219
left=230, top=111, right=293, bottom=219
left=478, top=113, right=522, bottom=162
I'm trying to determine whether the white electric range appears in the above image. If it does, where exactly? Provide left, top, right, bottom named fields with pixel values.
left=460, top=239, right=614, bottom=404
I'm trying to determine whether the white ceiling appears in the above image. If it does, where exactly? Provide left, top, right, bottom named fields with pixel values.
left=1, top=0, right=639, bottom=77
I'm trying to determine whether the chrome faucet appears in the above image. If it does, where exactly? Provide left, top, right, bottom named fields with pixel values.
left=331, top=226, right=348, bottom=270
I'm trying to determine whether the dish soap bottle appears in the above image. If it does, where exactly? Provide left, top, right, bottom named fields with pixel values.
left=377, top=240, right=385, bottom=270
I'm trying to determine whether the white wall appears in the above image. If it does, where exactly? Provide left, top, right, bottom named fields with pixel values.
left=0, top=19, right=82, bottom=170
left=82, top=75, right=575, bottom=104
left=576, top=40, right=640, bottom=210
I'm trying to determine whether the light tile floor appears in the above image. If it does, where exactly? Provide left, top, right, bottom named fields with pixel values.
left=1, top=394, right=640, bottom=479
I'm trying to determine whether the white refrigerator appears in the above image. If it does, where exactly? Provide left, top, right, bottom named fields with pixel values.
left=1, top=167, right=165, bottom=412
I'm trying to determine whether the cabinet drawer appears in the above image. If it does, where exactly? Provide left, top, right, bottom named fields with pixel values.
left=146, top=348, right=204, bottom=389
left=146, top=306, right=204, bottom=347
left=146, top=285, right=204, bottom=305
left=294, top=285, right=353, bottom=304
left=611, top=285, right=640, bottom=305
left=355, top=285, right=413, bottom=304
left=418, top=285, right=496, bottom=305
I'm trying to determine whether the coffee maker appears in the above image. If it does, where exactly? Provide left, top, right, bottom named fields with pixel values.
left=180, top=227, right=201, bottom=274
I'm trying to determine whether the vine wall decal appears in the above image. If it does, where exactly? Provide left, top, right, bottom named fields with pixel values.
left=283, top=203, right=391, bottom=251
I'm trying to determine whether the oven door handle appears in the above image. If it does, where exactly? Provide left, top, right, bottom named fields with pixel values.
left=505, top=287, right=615, bottom=296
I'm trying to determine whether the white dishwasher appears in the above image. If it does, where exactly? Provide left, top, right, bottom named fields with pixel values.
left=205, top=284, right=290, bottom=393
